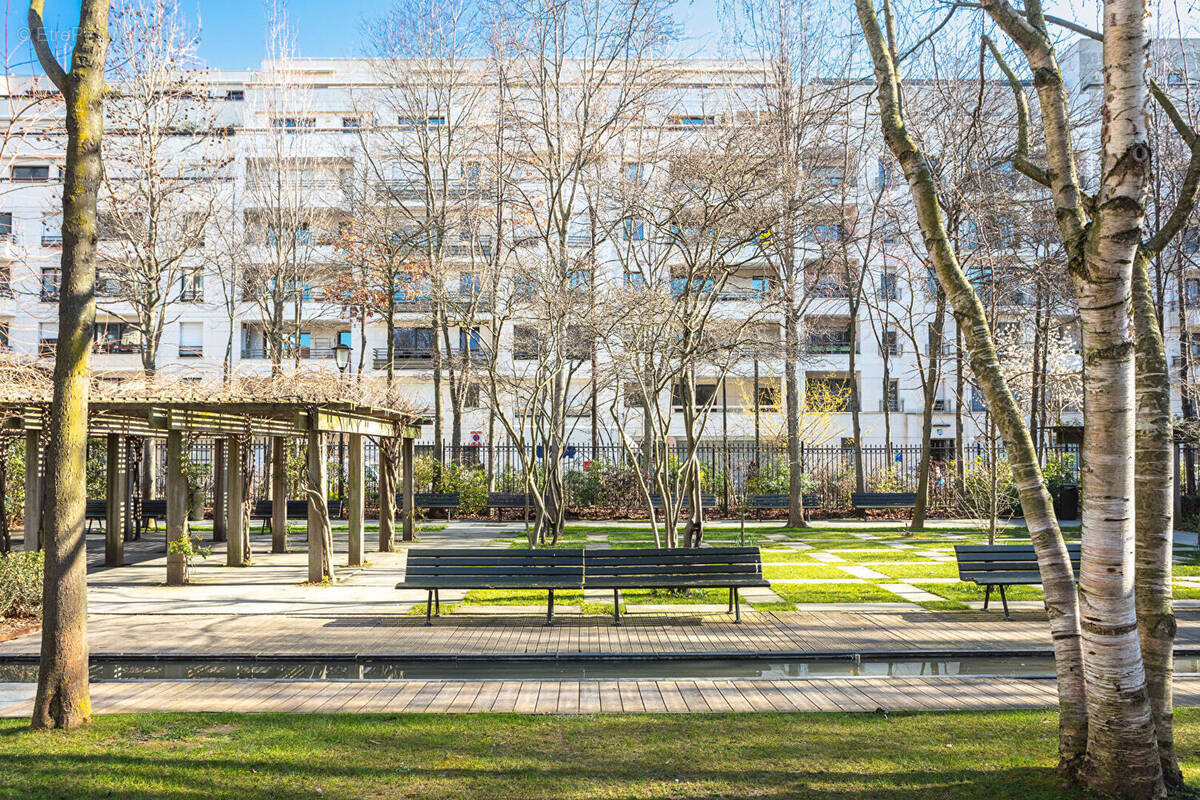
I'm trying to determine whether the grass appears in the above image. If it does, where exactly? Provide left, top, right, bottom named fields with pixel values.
left=759, top=549, right=821, bottom=563
left=919, top=599, right=972, bottom=611
left=461, top=589, right=586, bottom=606
left=763, top=563, right=859, bottom=579
left=772, top=582, right=904, bottom=604
left=617, top=587, right=735, bottom=605
left=4, top=709, right=1170, bottom=799
left=872, top=562, right=961, bottom=580
left=824, top=549, right=946, bottom=563
left=923, top=582, right=1045, bottom=604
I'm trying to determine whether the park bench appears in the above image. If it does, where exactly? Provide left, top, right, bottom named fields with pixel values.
left=851, top=492, right=918, bottom=517
left=586, top=546, right=769, bottom=625
left=251, top=499, right=345, bottom=534
left=397, top=547, right=584, bottom=624
left=85, top=499, right=107, bottom=533
left=487, top=492, right=534, bottom=520
left=397, top=492, right=461, bottom=521
left=746, top=493, right=819, bottom=520
left=135, top=499, right=168, bottom=541
left=648, top=493, right=717, bottom=512
left=954, top=543, right=1082, bottom=620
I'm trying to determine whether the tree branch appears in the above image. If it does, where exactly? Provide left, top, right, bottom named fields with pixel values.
left=982, top=35, right=1051, bottom=187
left=27, top=1, right=67, bottom=93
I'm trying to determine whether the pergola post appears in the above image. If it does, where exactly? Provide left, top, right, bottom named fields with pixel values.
left=104, top=433, right=125, bottom=567
left=307, top=429, right=329, bottom=583
left=212, top=438, right=227, bottom=543
left=166, top=429, right=186, bottom=585
left=402, top=436, right=415, bottom=542
left=23, top=429, right=41, bottom=551
left=347, top=432, right=364, bottom=566
left=271, top=436, right=287, bottom=553
left=226, top=436, right=245, bottom=566
left=379, top=442, right=395, bottom=552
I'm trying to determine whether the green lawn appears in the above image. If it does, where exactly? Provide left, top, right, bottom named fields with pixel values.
left=760, top=549, right=822, bottom=563
left=824, top=549, right=945, bottom=563
left=924, top=582, right=1045, bottom=603
left=772, top=582, right=903, bottom=604
left=3, top=709, right=1174, bottom=799
left=763, top=563, right=854, bottom=579
left=873, top=562, right=961, bottom=579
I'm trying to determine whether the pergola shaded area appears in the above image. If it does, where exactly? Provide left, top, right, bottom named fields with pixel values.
left=1, top=394, right=425, bottom=585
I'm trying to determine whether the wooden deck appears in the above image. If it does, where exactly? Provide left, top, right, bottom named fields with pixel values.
left=4, top=608, right=1200, bottom=658
left=5, top=675, right=1200, bottom=716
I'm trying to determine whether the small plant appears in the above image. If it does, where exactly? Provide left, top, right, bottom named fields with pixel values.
left=167, top=534, right=212, bottom=584
left=0, top=550, right=43, bottom=618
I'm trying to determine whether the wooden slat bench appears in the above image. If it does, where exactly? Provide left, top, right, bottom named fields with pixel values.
left=487, top=492, right=534, bottom=520
left=746, top=494, right=819, bottom=519
left=954, top=543, right=1082, bottom=619
left=85, top=499, right=107, bottom=533
left=397, top=548, right=585, bottom=624
left=250, top=499, right=345, bottom=533
left=586, top=546, right=769, bottom=625
left=851, top=492, right=918, bottom=516
left=648, top=493, right=717, bottom=511
left=397, top=492, right=461, bottom=521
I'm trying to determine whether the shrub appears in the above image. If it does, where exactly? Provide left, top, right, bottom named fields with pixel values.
left=0, top=551, right=42, bottom=618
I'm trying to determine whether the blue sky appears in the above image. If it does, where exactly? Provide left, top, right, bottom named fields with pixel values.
left=4, top=0, right=726, bottom=71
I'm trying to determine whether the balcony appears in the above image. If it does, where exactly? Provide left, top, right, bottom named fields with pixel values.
left=180, top=288, right=204, bottom=303
left=38, top=339, right=56, bottom=357
left=372, top=346, right=488, bottom=370
left=880, top=398, right=903, bottom=413
left=93, top=340, right=142, bottom=355
left=179, top=345, right=203, bottom=358
left=806, top=334, right=854, bottom=355
left=41, top=233, right=62, bottom=248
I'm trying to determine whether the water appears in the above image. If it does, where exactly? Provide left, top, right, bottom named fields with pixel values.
left=3, top=655, right=1198, bottom=683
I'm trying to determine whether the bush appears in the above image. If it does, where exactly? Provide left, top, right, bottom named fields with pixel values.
left=0, top=551, right=42, bottom=618
left=414, top=456, right=489, bottom=515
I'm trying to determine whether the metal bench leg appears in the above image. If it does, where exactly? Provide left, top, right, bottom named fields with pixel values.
left=727, top=587, right=735, bottom=614
left=613, top=589, right=621, bottom=626
left=733, top=588, right=742, bottom=623
left=983, top=585, right=992, bottom=612
left=435, top=589, right=441, bottom=617
left=546, top=588, right=555, bottom=626
left=999, top=585, right=1011, bottom=621
left=425, top=591, right=433, bottom=625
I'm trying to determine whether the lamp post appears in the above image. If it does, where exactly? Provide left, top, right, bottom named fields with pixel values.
left=333, top=343, right=351, bottom=500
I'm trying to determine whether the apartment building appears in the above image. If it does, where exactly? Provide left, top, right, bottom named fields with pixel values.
left=0, top=41, right=1191, bottom=451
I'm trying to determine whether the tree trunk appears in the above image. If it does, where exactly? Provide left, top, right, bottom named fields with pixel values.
left=29, top=0, right=110, bottom=730
left=1133, top=250, right=1182, bottom=788
left=854, top=0, right=1088, bottom=771
left=784, top=303, right=807, bottom=527
left=913, top=290, right=946, bottom=530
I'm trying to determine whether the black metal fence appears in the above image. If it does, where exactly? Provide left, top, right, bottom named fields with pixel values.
left=91, top=436, right=1082, bottom=517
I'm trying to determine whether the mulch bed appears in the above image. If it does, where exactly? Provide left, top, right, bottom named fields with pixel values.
left=0, top=616, right=40, bottom=642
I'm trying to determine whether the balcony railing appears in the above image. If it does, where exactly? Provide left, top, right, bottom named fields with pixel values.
left=38, top=339, right=56, bottom=357
left=179, top=345, right=204, bottom=358
left=93, top=341, right=142, bottom=354
left=41, top=233, right=62, bottom=248
left=880, top=398, right=903, bottom=413
left=806, top=335, right=854, bottom=355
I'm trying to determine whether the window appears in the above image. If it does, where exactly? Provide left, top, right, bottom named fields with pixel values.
left=0, top=264, right=8, bottom=296
left=1186, top=278, right=1200, bottom=308
left=271, top=117, right=315, bottom=132
left=806, top=324, right=854, bottom=355
left=426, top=115, right=446, bottom=126
left=40, top=266, right=60, bottom=301
left=566, top=324, right=592, bottom=360
left=623, top=218, right=644, bottom=241
left=568, top=268, right=591, bottom=291
left=0, top=320, right=7, bottom=351
left=669, top=114, right=715, bottom=127
left=884, top=378, right=900, bottom=412
left=393, top=326, right=435, bottom=356
left=877, top=157, right=896, bottom=188
left=756, top=385, right=780, bottom=409
left=512, top=326, right=540, bottom=360
left=624, top=271, right=646, bottom=289
left=961, top=220, right=982, bottom=250
left=1182, top=226, right=1200, bottom=255
left=878, top=271, right=899, bottom=301
left=12, top=165, right=49, bottom=182
left=672, top=382, right=718, bottom=408
left=93, top=321, right=138, bottom=354
left=38, top=322, right=57, bottom=356
left=225, top=89, right=245, bottom=101
left=337, top=329, right=353, bottom=348
left=811, top=166, right=844, bottom=185
left=41, top=214, right=62, bottom=247
left=881, top=329, right=900, bottom=357
left=463, top=161, right=481, bottom=187
left=179, top=322, right=203, bottom=358
left=463, top=384, right=481, bottom=408
left=180, top=270, right=203, bottom=302
left=459, top=272, right=480, bottom=295
left=809, top=224, right=842, bottom=243
left=1168, top=72, right=1185, bottom=86
left=623, top=382, right=647, bottom=407
left=459, top=327, right=485, bottom=354
left=751, top=275, right=773, bottom=294
left=0, top=212, right=12, bottom=240
left=342, top=117, right=361, bottom=130
left=624, top=162, right=644, bottom=182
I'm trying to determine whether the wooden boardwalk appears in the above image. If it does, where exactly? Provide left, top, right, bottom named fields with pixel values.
left=4, top=608, right=1200, bottom=658
left=5, top=675, right=1200, bottom=716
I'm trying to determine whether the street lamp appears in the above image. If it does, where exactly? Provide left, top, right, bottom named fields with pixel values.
left=332, top=342, right=351, bottom=501
left=332, top=342, right=351, bottom=374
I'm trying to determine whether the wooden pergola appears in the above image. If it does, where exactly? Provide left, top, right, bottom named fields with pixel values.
left=0, top=395, right=426, bottom=585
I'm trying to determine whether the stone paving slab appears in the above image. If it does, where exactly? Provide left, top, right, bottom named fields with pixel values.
left=4, top=675, right=1200, bottom=716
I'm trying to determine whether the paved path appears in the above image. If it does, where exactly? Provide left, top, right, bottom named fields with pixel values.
left=6, top=608, right=1200, bottom=658
left=4, top=675, right=1200, bottom=716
